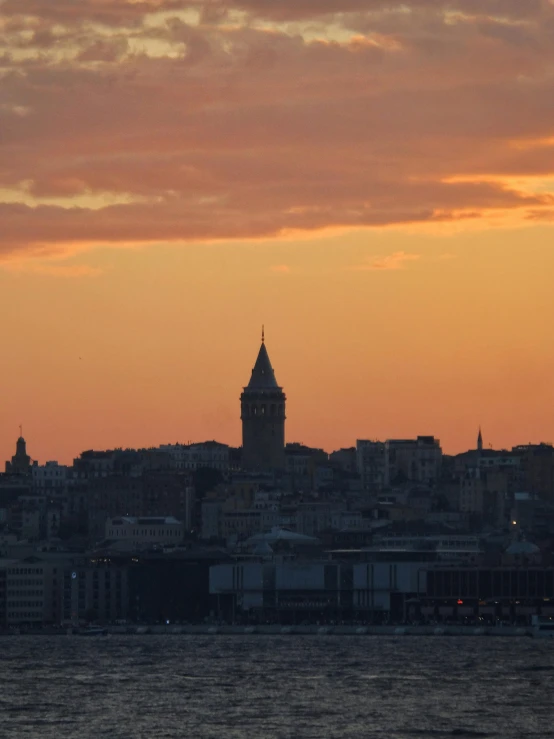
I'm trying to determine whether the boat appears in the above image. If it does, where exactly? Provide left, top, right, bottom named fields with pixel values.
left=530, top=616, right=554, bottom=638
left=317, top=626, right=333, bottom=635
left=75, top=626, right=108, bottom=636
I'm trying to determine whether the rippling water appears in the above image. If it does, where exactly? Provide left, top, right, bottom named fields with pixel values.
left=1, top=635, right=553, bottom=738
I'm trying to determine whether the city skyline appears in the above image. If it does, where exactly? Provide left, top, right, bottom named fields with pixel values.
left=2, top=1, right=554, bottom=463
left=1, top=326, right=551, bottom=466
left=2, top=3, right=553, bottom=734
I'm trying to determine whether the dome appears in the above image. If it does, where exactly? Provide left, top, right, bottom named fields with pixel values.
left=506, top=540, right=540, bottom=555
left=247, top=527, right=319, bottom=545
left=251, top=540, right=274, bottom=556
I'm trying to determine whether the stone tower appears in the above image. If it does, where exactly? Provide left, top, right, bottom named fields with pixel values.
left=240, top=330, right=286, bottom=471
left=5, top=432, right=31, bottom=475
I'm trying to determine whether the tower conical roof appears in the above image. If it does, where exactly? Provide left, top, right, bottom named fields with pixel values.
left=246, top=341, right=280, bottom=390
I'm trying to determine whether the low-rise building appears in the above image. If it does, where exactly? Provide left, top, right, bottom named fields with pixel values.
left=32, top=461, right=70, bottom=495
left=62, top=560, right=128, bottom=624
left=210, top=559, right=426, bottom=622
left=385, top=437, right=442, bottom=487
left=158, top=441, right=230, bottom=472
left=105, top=516, right=184, bottom=547
left=0, top=556, right=65, bottom=626
left=513, top=443, right=554, bottom=502
left=424, top=565, right=554, bottom=621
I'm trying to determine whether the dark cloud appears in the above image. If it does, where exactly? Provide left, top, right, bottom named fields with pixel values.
left=1, top=0, right=554, bottom=257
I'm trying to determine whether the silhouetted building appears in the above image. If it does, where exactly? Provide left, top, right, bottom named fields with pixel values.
left=285, top=443, right=328, bottom=492
left=62, top=560, right=128, bottom=624
left=105, top=516, right=184, bottom=548
left=356, top=440, right=387, bottom=492
left=5, top=435, right=31, bottom=476
left=240, top=330, right=286, bottom=471
left=210, top=559, right=425, bottom=623
left=128, top=550, right=228, bottom=623
left=385, top=437, right=442, bottom=486
left=514, top=443, right=554, bottom=502
left=329, top=447, right=357, bottom=474
left=86, top=470, right=194, bottom=542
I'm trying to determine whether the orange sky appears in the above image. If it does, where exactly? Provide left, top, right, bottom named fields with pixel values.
left=1, top=1, right=554, bottom=464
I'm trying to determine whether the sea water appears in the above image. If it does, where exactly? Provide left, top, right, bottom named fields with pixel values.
left=0, top=635, right=552, bottom=738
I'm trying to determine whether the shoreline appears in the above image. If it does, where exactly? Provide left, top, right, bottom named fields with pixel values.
left=1, top=624, right=536, bottom=637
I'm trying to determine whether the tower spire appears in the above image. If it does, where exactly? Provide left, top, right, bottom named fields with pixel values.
left=477, top=427, right=483, bottom=452
left=241, top=332, right=286, bottom=471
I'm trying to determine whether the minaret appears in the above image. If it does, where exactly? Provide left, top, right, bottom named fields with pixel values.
left=477, top=427, right=483, bottom=453
left=240, top=328, right=286, bottom=471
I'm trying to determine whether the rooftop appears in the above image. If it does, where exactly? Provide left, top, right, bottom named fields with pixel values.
left=245, top=341, right=280, bottom=390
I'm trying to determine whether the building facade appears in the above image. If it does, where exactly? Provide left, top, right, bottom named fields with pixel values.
left=62, top=561, right=128, bottom=624
left=210, top=560, right=426, bottom=622
left=0, top=556, right=64, bottom=627
left=356, top=441, right=387, bottom=492
left=105, top=516, right=184, bottom=547
left=158, top=441, right=230, bottom=472
left=385, top=437, right=442, bottom=486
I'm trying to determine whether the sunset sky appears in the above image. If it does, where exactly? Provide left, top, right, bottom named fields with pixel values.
left=1, top=0, right=554, bottom=464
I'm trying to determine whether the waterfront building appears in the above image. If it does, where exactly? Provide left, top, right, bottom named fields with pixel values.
left=240, top=330, right=286, bottom=471
left=62, top=560, right=128, bottom=624
left=0, top=556, right=64, bottom=627
left=210, top=559, right=426, bottom=622
left=424, top=565, right=554, bottom=621
left=127, top=549, right=228, bottom=624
